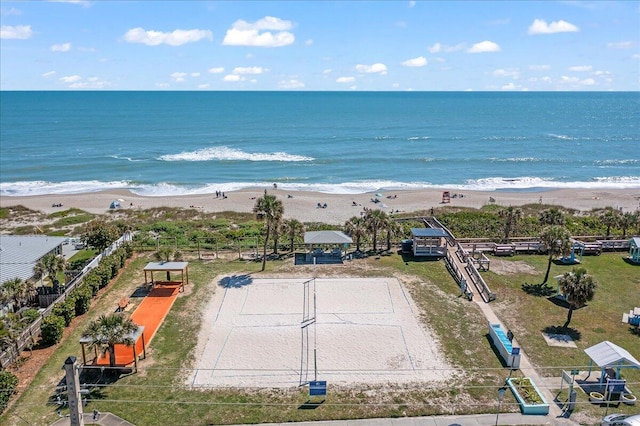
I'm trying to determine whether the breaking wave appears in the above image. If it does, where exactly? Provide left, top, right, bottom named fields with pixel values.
left=158, top=146, right=314, bottom=162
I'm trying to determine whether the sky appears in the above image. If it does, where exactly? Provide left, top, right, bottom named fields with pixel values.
left=1, top=0, right=639, bottom=91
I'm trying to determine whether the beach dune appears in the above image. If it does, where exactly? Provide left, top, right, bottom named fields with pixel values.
left=2, top=188, right=639, bottom=225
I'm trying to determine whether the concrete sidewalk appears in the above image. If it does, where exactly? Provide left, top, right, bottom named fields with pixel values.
left=227, top=412, right=580, bottom=426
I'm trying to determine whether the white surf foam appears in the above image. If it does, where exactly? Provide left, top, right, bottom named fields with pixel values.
left=158, top=146, right=314, bottom=162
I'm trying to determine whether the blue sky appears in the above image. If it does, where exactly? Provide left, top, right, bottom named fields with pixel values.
left=1, top=0, right=638, bottom=91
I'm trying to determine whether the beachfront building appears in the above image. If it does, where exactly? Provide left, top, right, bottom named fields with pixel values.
left=0, top=235, right=67, bottom=314
left=410, top=228, right=448, bottom=257
left=629, top=237, right=640, bottom=264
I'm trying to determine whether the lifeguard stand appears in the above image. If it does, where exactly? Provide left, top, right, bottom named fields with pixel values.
left=442, top=191, right=451, bottom=204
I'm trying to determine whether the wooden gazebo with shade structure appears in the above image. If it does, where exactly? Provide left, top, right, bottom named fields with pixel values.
left=143, top=261, right=189, bottom=292
left=79, top=325, right=146, bottom=372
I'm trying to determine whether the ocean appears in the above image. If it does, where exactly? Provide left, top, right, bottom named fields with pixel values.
left=1, top=91, right=639, bottom=197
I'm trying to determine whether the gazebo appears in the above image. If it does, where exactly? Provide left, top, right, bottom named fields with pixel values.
left=303, top=231, right=352, bottom=262
left=629, top=237, right=640, bottom=264
left=79, top=325, right=146, bottom=372
left=143, top=261, right=189, bottom=291
left=584, top=340, right=640, bottom=385
left=410, top=228, right=447, bottom=257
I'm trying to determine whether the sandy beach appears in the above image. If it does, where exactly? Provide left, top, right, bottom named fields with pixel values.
left=2, top=187, right=640, bottom=225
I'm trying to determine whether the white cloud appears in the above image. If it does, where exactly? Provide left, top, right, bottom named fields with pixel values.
left=59, top=75, right=82, bottom=83
left=467, top=41, right=501, bottom=53
left=408, top=1, right=416, bottom=8
left=232, top=66, right=265, bottom=75
left=2, top=8, right=22, bottom=16
left=336, top=76, right=355, bottom=83
left=171, top=72, right=187, bottom=82
left=568, top=65, right=592, bottom=72
left=529, top=64, right=551, bottom=71
left=42, top=71, right=56, bottom=78
left=223, top=74, right=242, bottom=82
left=208, top=67, right=224, bottom=74
left=223, top=16, right=295, bottom=47
left=493, top=68, right=519, bottom=78
left=198, top=84, right=210, bottom=89
left=278, top=79, right=305, bottom=89
left=51, top=42, right=71, bottom=52
left=305, top=39, right=313, bottom=46
left=633, top=53, right=640, bottom=59
left=501, top=82, right=518, bottom=91
left=402, top=56, right=427, bottom=67
left=123, top=27, right=212, bottom=46
left=560, top=76, right=595, bottom=86
left=355, top=63, right=387, bottom=74
left=190, top=72, right=200, bottom=77
left=427, top=42, right=465, bottom=53
left=528, top=19, right=579, bottom=35
left=322, top=69, right=332, bottom=74
left=1, top=24, right=32, bottom=39
left=594, top=70, right=611, bottom=76
left=580, top=78, right=595, bottom=86
left=606, top=41, right=633, bottom=49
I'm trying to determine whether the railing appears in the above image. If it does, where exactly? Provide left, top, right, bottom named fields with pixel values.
left=444, top=247, right=473, bottom=301
left=0, top=233, right=132, bottom=369
left=465, top=259, right=496, bottom=303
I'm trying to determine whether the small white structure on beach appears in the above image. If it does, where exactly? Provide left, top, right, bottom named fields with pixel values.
left=584, top=340, right=640, bottom=384
left=410, top=228, right=448, bottom=257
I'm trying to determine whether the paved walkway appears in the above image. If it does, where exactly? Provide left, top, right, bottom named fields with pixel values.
left=227, top=412, right=579, bottom=426
left=50, top=411, right=134, bottom=426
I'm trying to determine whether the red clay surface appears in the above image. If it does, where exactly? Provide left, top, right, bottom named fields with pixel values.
left=96, top=282, right=181, bottom=366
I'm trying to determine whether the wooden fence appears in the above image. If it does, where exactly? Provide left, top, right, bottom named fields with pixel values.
left=0, top=233, right=132, bottom=369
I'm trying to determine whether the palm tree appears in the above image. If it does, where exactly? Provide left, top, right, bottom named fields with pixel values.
left=558, top=267, right=597, bottom=329
left=619, top=212, right=636, bottom=238
left=539, top=207, right=565, bottom=226
left=0, top=278, right=33, bottom=312
left=384, top=218, right=400, bottom=251
left=83, top=314, right=138, bottom=368
left=364, top=209, right=388, bottom=252
left=539, top=225, right=571, bottom=284
left=253, top=194, right=284, bottom=271
left=282, top=219, right=305, bottom=252
left=33, top=253, right=67, bottom=291
left=498, top=206, right=522, bottom=243
left=600, top=208, right=620, bottom=237
left=344, top=216, right=367, bottom=252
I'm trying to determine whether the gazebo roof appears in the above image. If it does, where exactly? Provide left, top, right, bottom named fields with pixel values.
left=79, top=325, right=145, bottom=344
left=411, top=228, right=447, bottom=238
left=584, top=340, right=640, bottom=369
left=630, top=237, right=640, bottom=248
left=143, top=261, right=189, bottom=272
left=304, top=231, right=353, bottom=245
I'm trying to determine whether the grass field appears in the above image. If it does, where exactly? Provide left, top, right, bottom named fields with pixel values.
left=2, top=251, right=638, bottom=425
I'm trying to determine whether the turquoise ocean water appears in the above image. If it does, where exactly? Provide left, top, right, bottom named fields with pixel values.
left=1, top=91, right=639, bottom=196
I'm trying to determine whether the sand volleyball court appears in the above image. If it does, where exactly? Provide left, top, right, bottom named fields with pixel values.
left=188, top=277, right=451, bottom=388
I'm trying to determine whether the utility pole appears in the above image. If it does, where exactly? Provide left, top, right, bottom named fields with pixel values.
left=63, top=356, right=84, bottom=426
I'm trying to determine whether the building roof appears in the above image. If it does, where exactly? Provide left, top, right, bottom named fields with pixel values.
left=584, top=340, right=640, bottom=369
left=0, top=235, right=67, bottom=284
left=304, top=231, right=353, bottom=245
left=411, top=228, right=448, bottom=238
left=143, top=261, right=189, bottom=272
left=630, top=237, right=640, bottom=247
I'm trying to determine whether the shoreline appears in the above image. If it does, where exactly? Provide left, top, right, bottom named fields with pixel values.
left=2, top=188, right=640, bottom=225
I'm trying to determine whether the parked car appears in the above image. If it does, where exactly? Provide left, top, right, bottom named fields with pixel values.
left=602, top=414, right=640, bottom=426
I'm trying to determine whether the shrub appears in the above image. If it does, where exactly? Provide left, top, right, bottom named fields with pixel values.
left=40, top=315, right=65, bottom=346
left=71, top=286, right=92, bottom=316
left=52, top=297, right=76, bottom=327
left=83, top=273, right=101, bottom=296
left=0, top=370, right=18, bottom=413
left=20, top=308, right=40, bottom=325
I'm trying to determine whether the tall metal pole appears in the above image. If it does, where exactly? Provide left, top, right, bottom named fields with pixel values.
left=63, top=356, right=84, bottom=426
left=495, top=387, right=506, bottom=426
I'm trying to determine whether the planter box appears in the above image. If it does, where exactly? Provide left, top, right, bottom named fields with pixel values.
left=507, top=377, right=549, bottom=415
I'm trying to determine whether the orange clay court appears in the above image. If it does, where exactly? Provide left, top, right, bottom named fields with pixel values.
left=95, top=282, right=181, bottom=366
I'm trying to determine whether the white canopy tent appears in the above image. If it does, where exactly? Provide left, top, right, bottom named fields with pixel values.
left=584, top=340, right=640, bottom=384
left=303, top=231, right=353, bottom=245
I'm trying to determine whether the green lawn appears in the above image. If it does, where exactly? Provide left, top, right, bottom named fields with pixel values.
left=3, top=252, right=638, bottom=425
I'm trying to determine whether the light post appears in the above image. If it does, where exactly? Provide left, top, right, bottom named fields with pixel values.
left=496, top=386, right=507, bottom=426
